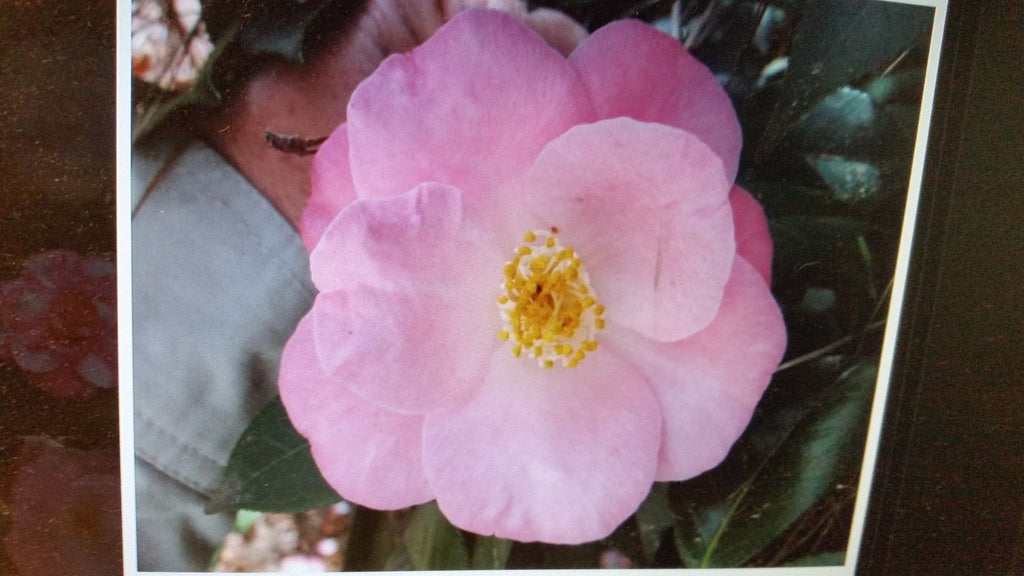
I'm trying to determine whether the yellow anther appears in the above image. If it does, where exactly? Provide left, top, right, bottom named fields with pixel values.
left=498, top=229, right=605, bottom=369
left=530, top=255, right=550, bottom=273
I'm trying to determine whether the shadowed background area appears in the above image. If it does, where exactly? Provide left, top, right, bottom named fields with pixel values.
left=0, top=1, right=116, bottom=269
left=0, top=2, right=119, bottom=575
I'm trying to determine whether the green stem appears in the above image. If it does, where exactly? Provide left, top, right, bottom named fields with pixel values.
left=700, top=481, right=752, bottom=568
left=343, top=506, right=387, bottom=571
left=775, top=320, right=886, bottom=373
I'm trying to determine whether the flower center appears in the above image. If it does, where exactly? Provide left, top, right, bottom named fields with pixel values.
left=497, top=229, right=605, bottom=369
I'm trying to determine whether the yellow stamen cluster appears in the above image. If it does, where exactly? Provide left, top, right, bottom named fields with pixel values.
left=497, top=229, right=604, bottom=368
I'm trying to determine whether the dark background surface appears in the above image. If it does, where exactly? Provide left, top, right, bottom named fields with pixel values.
left=0, top=0, right=1020, bottom=574
left=0, top=2, right=118, bottom=574
left=0, top=2, right=117, bottom=269
left=858, top=0, right=1024, bottom=574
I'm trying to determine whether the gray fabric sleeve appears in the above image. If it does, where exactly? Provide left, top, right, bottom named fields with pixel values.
left=132, top=140, right=315, bottom=571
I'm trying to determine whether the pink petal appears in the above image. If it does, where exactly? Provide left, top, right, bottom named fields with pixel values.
left=310, top=181, right=499, bottom=296
left=308, top=183, right=510, bottom=413
left=730, top=186, right=773, bottom=284
left=311, top=284, right=497, bottom=414
left=605, top=258, right=786, bottom=481
left=302, top=126, right=358, bottom=252
left=570, top=20, right=742, bottom=181
left=279, top=315, right=433, bottom=509
left=306, top=179, right=526, bottom=347
left=422, top=348, right=661, bottom=544
left=346, top=9, right=594, bottom=200
left=525, top=117, right=734, bottom=342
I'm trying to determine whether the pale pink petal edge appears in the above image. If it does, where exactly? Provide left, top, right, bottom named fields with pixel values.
left=423, top=347, right=661, bottom=543
left=279, top=314, right=434, bottom=509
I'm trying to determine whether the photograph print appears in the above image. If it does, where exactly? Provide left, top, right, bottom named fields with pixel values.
left=127, top=0, right=948, bottom=572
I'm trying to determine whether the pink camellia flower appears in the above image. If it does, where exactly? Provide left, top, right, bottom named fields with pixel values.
left=280, top=9, right=786, bottom=544
left=0, top=250, right=117, bottom=399
left=4, top=439, right=121, bottom=576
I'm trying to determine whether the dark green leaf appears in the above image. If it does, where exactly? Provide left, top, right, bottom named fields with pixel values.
left=793, top=87, right=877, bottom=155
left=790, top=1, right=931, bottom=96
left=237, top=0, right=335, bottom=62
left=131, top=23, right=237, bottom=143
left=886, top=102, right=929, bottom=140
left=384, top=544, right=415, bottom=571
left=344, top=507, right=403, bottom=571
left=770, top=216, right=874, bottom=290
left=402, top=502, right=470, bottom=570
left=795, top=286, right=837, bottom=316
left=769, top=215, right=890, bottom=329
left=205, top=397, right=340, bottom=514
left=669, top=356, right=849, bottom=514
left=865, top=68, right=926, bottom=104
left=674, top=361, right=877, bottom=567
left=743, top=180, right=841, bottom=218
left=782, top=551, right=847, bottom=566
left=667, top=356, right=849, bottom=566
left=506, top=540, right=603, bottom=568
left=635, top=483, right=678, bottom=563
left=808, top=155, right=882, bottom=203
left=472, top=535, right=514, bottom=569
left=754, top=0, right=933, bottom=159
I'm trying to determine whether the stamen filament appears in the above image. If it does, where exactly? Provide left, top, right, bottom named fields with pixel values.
left=497, top=228, right=605, bottom=368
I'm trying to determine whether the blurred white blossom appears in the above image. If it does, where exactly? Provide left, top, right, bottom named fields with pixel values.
left=131, top=0, right=214, bottom=91
left=280, top=554, right=329, bottom=572
left=212, top=506, right=349, bottom=572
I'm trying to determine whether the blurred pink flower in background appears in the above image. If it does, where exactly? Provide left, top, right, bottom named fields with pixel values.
left=599, top=549, right=634, bottom=569
left=0, top=250, right=117, bottom=399
left=281, top=10, right=786, bottom=543
left=4, top=439, right=121, bottom=576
